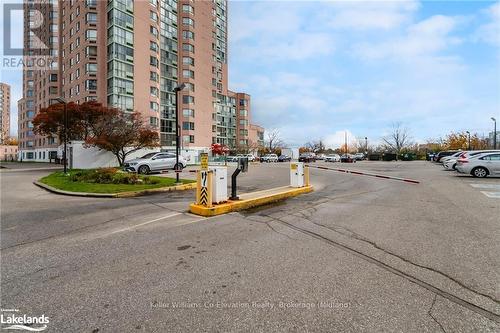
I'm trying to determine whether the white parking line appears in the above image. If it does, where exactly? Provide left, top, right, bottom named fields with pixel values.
left=468, top=184, right=500, bottom=199
left=469, top=184, right=500, bottom=189
left=480, top=191, right=500, bottom=198
left=109, top=212, right=182, bottom=234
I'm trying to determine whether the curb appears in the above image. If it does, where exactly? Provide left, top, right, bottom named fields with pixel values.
left=34, top=181, right=197, bottom=198
left=189, top=185, right=314, bottom=217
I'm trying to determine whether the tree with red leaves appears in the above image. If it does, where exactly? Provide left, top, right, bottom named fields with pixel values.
left=85, top=109, right=159, bottom=166
left=34, top=101, right=159, bottom=166
left=210, top=143, right=229, bottom=156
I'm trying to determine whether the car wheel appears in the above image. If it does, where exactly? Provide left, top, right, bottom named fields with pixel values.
left=472, top=167, right=488, bottom=178
left=138, top=165, right=150, bottom=175
left=452, top=163, right=457, bottom=170
left=174, top=163, right=184, bottom=171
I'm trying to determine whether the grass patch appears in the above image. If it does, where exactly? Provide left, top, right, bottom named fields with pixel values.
left=40, top=169, right=195, bottom=194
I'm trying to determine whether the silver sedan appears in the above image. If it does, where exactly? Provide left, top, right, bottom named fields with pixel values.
left=456, top=152, right=500, bottom=177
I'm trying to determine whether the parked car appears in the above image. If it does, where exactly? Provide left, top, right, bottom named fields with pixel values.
left=434, top=150, right=459, bottom=162
left=316, top=154, right=326, bottom=160
left=456, top=152, right=500, bottom=177
left=325, top=154, right=341, bottom=162
left=278, top=155, right=292, bottom=162
left=340, top=154, right=356, bottom=163
left=299, top=153, right=316, bottom=163
left=354, top=153, right=365, bottom=161
left=443, top=158, right=458, bottom=170
left=236, top=154, right=255, bottom=162
left=261, top=154, right=278, bottom=162
left=124, top=152, right=186, bottom=174
left=456, top=150, right=500, bottom=161
left=440, top=151, right=463, bottom=163
left=226, top=156, right=238, bottom=162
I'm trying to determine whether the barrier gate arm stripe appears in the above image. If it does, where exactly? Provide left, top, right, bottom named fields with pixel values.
left=306, top=165, right=420, bottom=184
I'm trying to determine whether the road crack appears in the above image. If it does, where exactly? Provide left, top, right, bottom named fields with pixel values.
left=428, top=294, right=447, bottom=333
left=244, top=211, right=500, bottom=324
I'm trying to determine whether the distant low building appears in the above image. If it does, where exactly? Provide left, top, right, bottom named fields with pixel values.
left=488, top=131, right=499, bottom=149
left=1, top=144, right=18, bottom=161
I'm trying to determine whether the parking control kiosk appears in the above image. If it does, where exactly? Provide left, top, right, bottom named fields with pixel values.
left=290, top=162, right=305, bottom=187
left=209, top=166, right=228, bottom=203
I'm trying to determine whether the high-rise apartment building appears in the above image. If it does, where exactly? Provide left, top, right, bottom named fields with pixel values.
left=0, top=83, right=11, bottom=144
left=19, top=0, right=263, bottom=161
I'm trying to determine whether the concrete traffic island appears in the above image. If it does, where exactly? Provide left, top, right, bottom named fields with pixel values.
left=190, top=158, right=313, bottom=217
left=189, top=185, right=314, bottom=217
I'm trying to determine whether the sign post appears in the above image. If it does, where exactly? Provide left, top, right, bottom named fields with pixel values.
left=200, top=152, right=208, bottom=171
left=196, top=153, right=212, bottom=207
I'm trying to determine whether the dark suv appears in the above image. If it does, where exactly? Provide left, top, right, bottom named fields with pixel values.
left=299, top=153, right=316, bottom=163
left=434, top=151, right=459, bottom=162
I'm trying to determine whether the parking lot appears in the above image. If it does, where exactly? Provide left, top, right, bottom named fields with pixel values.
left=1, top=161, right=499, bottom=331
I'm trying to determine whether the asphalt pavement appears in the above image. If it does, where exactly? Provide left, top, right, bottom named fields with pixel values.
left=1, top=161, right=499, bottom=332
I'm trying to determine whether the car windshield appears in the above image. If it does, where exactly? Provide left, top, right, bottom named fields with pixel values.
left=140, top=153, right=157, bottom=159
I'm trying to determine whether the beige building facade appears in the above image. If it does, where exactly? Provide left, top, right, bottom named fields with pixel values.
left=0, top=83, right=11, bottom=144
left=19, top=0, right=263, bottom=162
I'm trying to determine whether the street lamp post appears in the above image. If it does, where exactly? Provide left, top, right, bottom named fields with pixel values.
left=56, top=97, right=68, bottom=174
left=466, top=131, right=471, bottom=150
left=173, top=83, right=186, bottom=183
left=492, top=117, right=497, bottom=149
left=364, top=137, right=368, bottom=155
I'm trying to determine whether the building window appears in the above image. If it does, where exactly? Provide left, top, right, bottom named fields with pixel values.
left=150, top=11, right=158, bottom=22
left=150, top=101, right=159, bottom=111
left=150, top=26, right=158, bottom=38
left=49, top=74, right=58, bottom=82
left=182, top=69, right=194, bottom=78
left=150, top=56, right=158, bottom=67
left=150, top=71, right=158, bottom=82
left=182, top=95, right=194, bottom=104
left=182, top=30, right=194, bottom=40
left=86, top=80, right=97, bottom=91
left=86, top=29, right=97, bottom=41
left=182, top=109, right=194, bottom=117
left=182, top=56, right=194, bottom=66
left=182, top=4, right=194, bottom=14
left=150, top=41, right=158, bottom=52
left=86, top=63, right=97, bottom=73
left=86, top=46, right=97, bottom=57
left=150, top=117, right=158, bottom=127
left=183, top=135, right=195, bottom=143
left=86, top=12, right=97, bottom=24
left=182, top=122, right=194, bottom=130
left=240, top=99, right=247, bottom=106
left=239, top=109, right=247, bottom=117
left=182, top=17, right=194, bottom=26
left=150, top=86, right=158, bottom=97
left=182, top=43, right=194, bottom=53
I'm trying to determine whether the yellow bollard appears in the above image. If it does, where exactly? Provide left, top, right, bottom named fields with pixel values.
left=207, top=171, right=213, bottom=208
left=304, top=166, right=310, bottom=187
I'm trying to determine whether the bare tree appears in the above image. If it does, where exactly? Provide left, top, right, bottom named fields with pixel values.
left=266, top=129, right=284, bottom=153
left=305, top=139, right=326, bottom=153
left=381, top=122, right=413, bottom=155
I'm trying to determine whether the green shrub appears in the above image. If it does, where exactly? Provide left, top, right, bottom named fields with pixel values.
left=68, top=168, right=119, bottom=183
left=111, top=173, right=140, bottom=185
left=142, top=176, right=160, bottom=185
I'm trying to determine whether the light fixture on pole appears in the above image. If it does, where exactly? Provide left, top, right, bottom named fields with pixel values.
left=173, top=83, right=186, bottom=183
left=55, top=97, right=68, bottom=174
left=364, top=137, right=368, bottom=155
left=465, top=131, right=471, bottom=150
left=491, top=117, right=497, bottom=149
